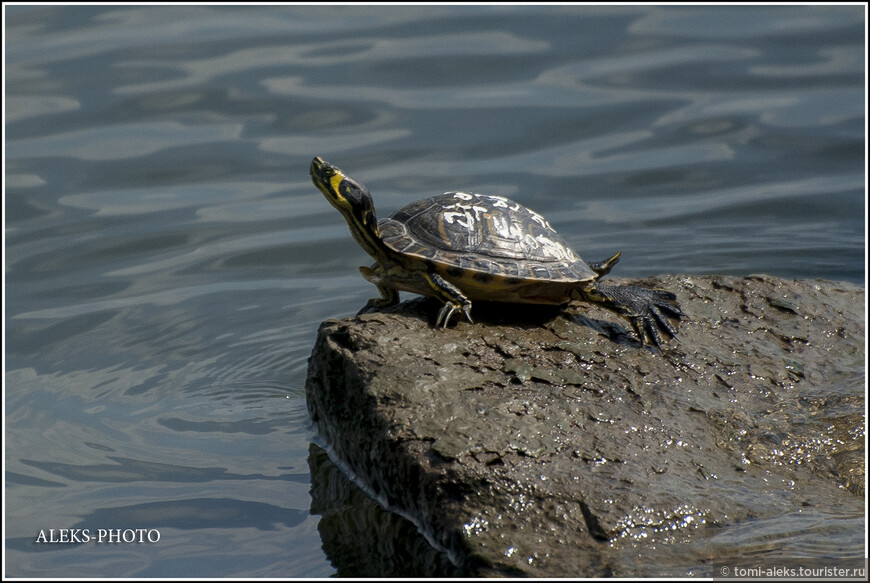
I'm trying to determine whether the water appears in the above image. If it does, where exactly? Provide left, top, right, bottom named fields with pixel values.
left=4, top=4, right=865, bottom=577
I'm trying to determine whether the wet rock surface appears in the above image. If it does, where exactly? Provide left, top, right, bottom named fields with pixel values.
left=305, top=274, right=865, bottom=577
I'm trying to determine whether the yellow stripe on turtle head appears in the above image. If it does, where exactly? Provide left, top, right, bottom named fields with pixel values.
left=311, top=156, right=351, bottom=210
left=329, top=172, right=346, bottom=201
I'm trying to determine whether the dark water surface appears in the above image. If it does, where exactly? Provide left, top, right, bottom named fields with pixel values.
left=4, top=4, right=865, bottom=577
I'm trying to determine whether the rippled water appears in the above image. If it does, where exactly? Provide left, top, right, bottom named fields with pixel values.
left=4, top=4, right=865, bottom=577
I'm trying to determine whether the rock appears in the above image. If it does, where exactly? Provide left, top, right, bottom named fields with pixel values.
left=305, top=274, right=865, bottom=577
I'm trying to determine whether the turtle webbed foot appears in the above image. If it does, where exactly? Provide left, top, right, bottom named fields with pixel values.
left=590, top=283, right=684, bottom=348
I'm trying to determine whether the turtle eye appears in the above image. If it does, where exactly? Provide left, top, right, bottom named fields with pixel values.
left=311, top=157, right=337, bottom=179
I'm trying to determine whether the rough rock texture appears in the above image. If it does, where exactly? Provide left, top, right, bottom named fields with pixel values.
left=305, top=274, right=865, bottom=577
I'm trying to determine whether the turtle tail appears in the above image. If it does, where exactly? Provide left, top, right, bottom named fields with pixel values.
left=587, top=251, right=622, bottom=278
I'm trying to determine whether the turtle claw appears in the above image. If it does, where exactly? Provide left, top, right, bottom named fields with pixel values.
left=435, top=301, right=474, bottom=328
left=630, top=311, right=678, bottom=348
left=435, top=303, right=453, bottom=327
left=650, top=303, right=681, bottom=338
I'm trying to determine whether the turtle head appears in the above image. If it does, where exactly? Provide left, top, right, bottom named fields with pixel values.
left=310, top=156, right=382, bottom=255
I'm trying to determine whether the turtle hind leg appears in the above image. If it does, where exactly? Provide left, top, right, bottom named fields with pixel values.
left=580, top=283, right=684, bottom=348
left=587, top=251, right=622, bottom=278
left=423, top=272, right=473, bottom=327
left=358, top=265, right=399, bottom=315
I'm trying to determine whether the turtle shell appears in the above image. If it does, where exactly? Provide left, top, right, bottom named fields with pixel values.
left=379, top=192, right=597, bottom=282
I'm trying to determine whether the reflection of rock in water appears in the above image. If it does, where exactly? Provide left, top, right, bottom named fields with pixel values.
left=306, top=275, right=865, bottom=577
left=307, top=443, right=464, bottom=577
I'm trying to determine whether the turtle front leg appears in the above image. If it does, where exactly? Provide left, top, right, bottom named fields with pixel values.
left=358, top=265, right=399, bottom=315
left=423, top=272, right=473, bottom=327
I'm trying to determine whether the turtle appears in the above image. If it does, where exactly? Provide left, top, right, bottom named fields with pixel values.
left=310, top=156, right=683, bottom=348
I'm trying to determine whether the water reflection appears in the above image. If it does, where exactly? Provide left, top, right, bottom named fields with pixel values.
left=308, top=444, right=463, bottom=577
